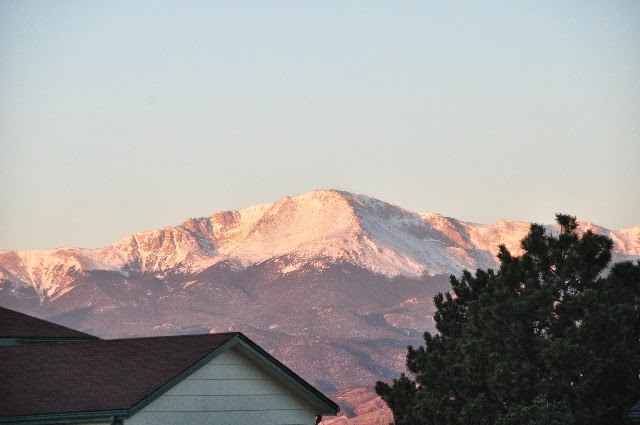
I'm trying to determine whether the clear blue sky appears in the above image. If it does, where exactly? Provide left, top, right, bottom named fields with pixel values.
left=1, top=1, right=639, bottom=250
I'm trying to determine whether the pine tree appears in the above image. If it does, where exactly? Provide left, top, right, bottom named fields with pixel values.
left=376, top=215, right=640, bottom=425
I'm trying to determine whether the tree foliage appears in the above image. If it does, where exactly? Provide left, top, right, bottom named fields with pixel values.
left=376, top=214, right=640, bottom=425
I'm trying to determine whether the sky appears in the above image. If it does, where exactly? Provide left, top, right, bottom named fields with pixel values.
left=1, top=1, right=639, bottom=250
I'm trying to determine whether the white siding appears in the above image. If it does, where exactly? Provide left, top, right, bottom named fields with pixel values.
left=124, top=348, right=318, bottom=425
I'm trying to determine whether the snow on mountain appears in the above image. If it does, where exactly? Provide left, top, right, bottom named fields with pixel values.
left=113, top=219, right=218, bottom=272
left=1, top=189, right=638, bottom=298
left=0, top=247, right=126, bottom=299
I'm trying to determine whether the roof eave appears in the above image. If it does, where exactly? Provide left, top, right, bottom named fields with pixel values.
left=0, top=410, right=129, bottom=424
left=127, top=333, right=242, bottom=416
left=235, top=334, right=340, bottom=415
left=128, top=332, right=338, bottom=417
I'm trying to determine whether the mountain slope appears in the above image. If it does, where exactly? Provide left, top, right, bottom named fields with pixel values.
left=1, top=189, right=638, bottom=300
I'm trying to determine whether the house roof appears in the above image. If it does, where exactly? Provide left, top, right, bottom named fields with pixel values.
left=0, top=332, right=339, bottom=422
left=0, top=306, right=97, bottom=340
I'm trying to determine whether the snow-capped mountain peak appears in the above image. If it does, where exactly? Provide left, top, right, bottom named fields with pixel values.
left=1, top=189, right=638, bottom=298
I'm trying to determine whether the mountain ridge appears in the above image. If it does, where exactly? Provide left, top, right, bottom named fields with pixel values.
left=1, top=189, right=639, bottom=300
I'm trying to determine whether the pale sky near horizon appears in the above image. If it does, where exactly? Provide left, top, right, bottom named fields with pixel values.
left=1, top=1, right=639, bottom=250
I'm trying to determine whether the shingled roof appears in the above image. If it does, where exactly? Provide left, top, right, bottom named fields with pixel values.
left=0, top=332, right=339, bottom=422
left=0, top=306, right=97, bottom=340
left=0, top=333, right=237, bottom=419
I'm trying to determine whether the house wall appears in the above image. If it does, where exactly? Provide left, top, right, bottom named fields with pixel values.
left=124, top=347, right=318, bottom=425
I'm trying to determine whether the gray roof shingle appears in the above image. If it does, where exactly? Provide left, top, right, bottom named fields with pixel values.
left=0, top=333, right=237, bottom=418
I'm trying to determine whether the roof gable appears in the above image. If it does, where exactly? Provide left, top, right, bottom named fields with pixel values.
left=0, top=332, right=338, bottom=422
left=231, top=334, right=339, bottom=415
left=128, top=334, right=338, bottom=417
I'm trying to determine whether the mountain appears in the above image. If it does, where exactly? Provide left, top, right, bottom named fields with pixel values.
left=1, top=189, right=639, bottom=421
left=5, top=189, right=638, bottom=300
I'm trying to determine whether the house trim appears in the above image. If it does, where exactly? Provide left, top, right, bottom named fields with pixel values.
left=0, top=410, right=128, bottom=424
left=127, top=334, right=240, bottom=415
left=234, top=334, right=339, bottom=413
left=128, top=333, right=338, bottom=415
